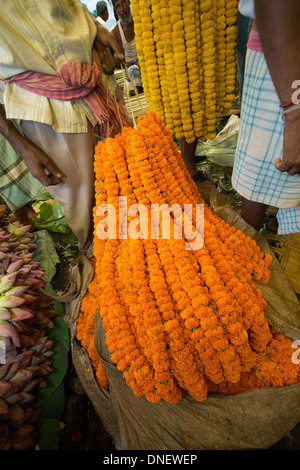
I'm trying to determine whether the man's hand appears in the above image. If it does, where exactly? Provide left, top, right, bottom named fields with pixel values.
left=21, top=143, right=62, bottom=186
left=126, top=60, right=137, bottom=67
left=0, top=104, right=61, bottom=186
left=94, top=23, right=125, bottom=74
left=254, top=0, right=300, bottom=177
left=274, top=111, right=300, bottom=176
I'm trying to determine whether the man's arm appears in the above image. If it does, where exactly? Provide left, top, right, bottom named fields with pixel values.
left=110, top=24, right=122, bottom=48
left=254, top=0, right=300, bottom=175
left=109, top=24, right=137, bottom=67
left=0, top=105, right=61, bottom=186
left=93, top=22, right=125, bottom=74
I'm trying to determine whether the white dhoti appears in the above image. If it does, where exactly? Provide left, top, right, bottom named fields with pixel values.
left=20, top=119, right=96, bottom=249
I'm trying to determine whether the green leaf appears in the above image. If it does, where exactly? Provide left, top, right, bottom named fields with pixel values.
left=36, top=418, right=65, bottom=450
left=34, top=218, right=69, bottom=234
left=49, top=232, right=79, bottom=259
left=33, top=191, right=53, bottom=202
left=34, top=285, right=69, bottom=448
left=35, top=291, right=69, bottom=405
left=36, top=380, right=66, bottom=421
left=33, top=201, right=70, bottom=233
left=35, top=287, right=69, bottom=408
left=38, top=202, right=53, bottom=222
left=33, top=230, right=60, bottom=282
left=51, top=201, right=65, bottom=220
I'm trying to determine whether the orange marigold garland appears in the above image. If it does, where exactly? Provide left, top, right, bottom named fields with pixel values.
left=76, top=110, right=300, bottom=403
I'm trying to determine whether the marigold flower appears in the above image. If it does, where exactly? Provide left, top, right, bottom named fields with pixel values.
left=76, top=110, right=300, bottom=404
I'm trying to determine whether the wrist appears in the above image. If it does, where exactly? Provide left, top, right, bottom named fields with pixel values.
left=283, top=103, right=300, bottom=123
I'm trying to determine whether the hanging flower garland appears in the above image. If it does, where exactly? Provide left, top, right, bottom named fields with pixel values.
left=185, top=0, right=205, bottom=139
left=224, top=0, right=238, bottom=108
left=150, top=0, right=171, bottom=129
left=215, top=0, right=227, bottom=112
left=130, top=0, right=239, bottom=141
left=130, top=0, right=150, bottom=99
left=76, top=110, right=300, bottom=403
left=161, top=0, right=183, bottom=137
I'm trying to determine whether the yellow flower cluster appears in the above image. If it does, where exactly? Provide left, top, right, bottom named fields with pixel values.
left=76, top=111, right=300, bottom=404
left=131, top=0, right=238, bottom=143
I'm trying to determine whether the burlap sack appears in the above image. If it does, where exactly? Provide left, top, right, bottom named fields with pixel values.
left=65, top=182, right=300, bottom=450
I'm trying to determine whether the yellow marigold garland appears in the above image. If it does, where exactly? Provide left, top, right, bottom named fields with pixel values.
left=130, top=0, right=239, bottom=141
left=224, top=0, right=238, bottom=108
left=215, top=0, right=226, bottom=111
left=76, top=110, right=300, bottom=404
left=161, top=0, right=183, bottom=137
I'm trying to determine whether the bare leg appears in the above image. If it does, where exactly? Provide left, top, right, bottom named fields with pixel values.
left=241, top=197, right=268, bottom=230
left=179, top=137, right=206, bottom=183
left=268, top=216, right=278, bottom=232
left=179, top=137, right=198, bottom=177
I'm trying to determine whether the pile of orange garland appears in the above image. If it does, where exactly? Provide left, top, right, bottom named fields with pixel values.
left=76, top=111, right=300, bottom=404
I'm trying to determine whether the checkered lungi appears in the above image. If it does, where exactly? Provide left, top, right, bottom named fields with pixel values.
left=232, top=48, right=300, bottom=234
left=0, top=133, right=45, bottom=211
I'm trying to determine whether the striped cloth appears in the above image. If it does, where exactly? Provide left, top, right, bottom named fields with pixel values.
left=1, top=57, right=130, bottom=213
left=0, top=133, right=44, bottom=211
left=232, top=48, right=300, bottom=235
left=4, top=54, right=130, bottom=138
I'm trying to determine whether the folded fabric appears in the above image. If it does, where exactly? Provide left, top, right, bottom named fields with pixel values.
left=4, top=53, right=130, bottom=137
